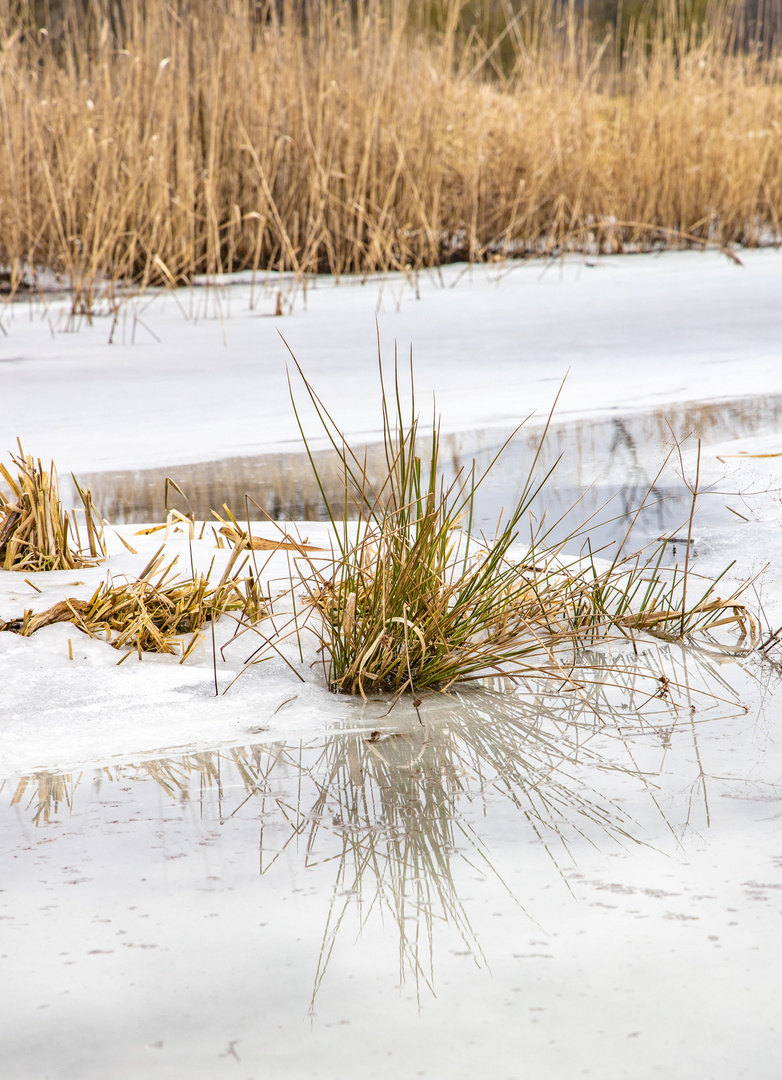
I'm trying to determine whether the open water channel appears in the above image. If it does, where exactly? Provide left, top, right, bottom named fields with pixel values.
left=71, top=392, right=782, bottom=551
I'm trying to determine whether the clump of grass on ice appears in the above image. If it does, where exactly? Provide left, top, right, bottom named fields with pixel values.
left=291, top=359, right=756, bottom=697
left=76, top=543, right=266, bottom=662
left=1, top=530, right=266, bottom=662
left=0, top=445, right=104, bottom=571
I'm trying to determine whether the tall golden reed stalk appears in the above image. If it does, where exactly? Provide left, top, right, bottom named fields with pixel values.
left=1, top=0, right=781, bottom=299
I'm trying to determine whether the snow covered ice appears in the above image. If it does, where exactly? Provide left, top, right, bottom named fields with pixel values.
left=4, top=248, right=782, bottom=473
left=2, top=250, right=782, bottom=1080
left=2, top=248, right=781, bottom=772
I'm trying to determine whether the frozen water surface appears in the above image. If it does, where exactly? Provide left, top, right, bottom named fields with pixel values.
left=2, top=660, right=782, bottom=1080
left=3, top=249, right=782, bottom=474
left=2, top=250, right=782, bottom=1077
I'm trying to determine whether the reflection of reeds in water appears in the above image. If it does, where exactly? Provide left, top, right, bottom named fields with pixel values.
left=72, top=445, right=390, bottom=527
left=70, top=392, right=782, bottom=529
left=556, top=640, right=760, bottom=839
left=10, top=771, right=80, bottom=825
left=5, top=648, right=750, bottom=994
left=296, top=690, right=645, bottom=1001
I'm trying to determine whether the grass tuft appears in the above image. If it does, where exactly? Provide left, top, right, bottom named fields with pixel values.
left=291, top=358, right=757, bottom=696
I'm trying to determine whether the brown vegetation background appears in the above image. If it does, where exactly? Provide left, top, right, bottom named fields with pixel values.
left=1, top=0, right=781, bottom=299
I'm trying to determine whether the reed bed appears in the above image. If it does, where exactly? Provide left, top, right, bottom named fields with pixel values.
left=1, top=0, right=781, bottom=304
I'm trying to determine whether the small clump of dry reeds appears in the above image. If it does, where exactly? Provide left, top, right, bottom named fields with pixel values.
left=291, top=359, right=757, bottom=697
left=1, top=0, right=781, bottom=305
left=0, top=525, right=267, bottom=661
left=73, top=544, right=266, bottom=661
left=0, top=445, right=104, bottom=571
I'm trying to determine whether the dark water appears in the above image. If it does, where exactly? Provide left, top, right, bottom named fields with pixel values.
left=72, top=393, right=782, bottom=557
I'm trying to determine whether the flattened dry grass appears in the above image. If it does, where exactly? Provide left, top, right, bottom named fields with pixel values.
left=1, top=560, right=265, bottom=660
left=1, top=0, right=781, bottom=303
left=72, top=544, right=266, bottom=661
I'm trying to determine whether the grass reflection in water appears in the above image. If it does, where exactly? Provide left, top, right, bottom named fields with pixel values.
left=5, top=638, right=759, bottom=1000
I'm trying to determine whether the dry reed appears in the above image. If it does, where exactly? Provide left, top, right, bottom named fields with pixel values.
left=73, top=546, right=267, bottom=660
left=0, top=534, right=267, bottom=660
left=0, top=446, right=104, bottom=571
left=213, top=510, right=324, bottom=553
left=1, top=0, right=781, bottom=305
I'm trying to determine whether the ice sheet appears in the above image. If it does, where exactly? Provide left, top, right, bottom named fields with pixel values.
left=1, top=250, right=780, bottom=774
left=3, top=249, right=782, bottom=474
